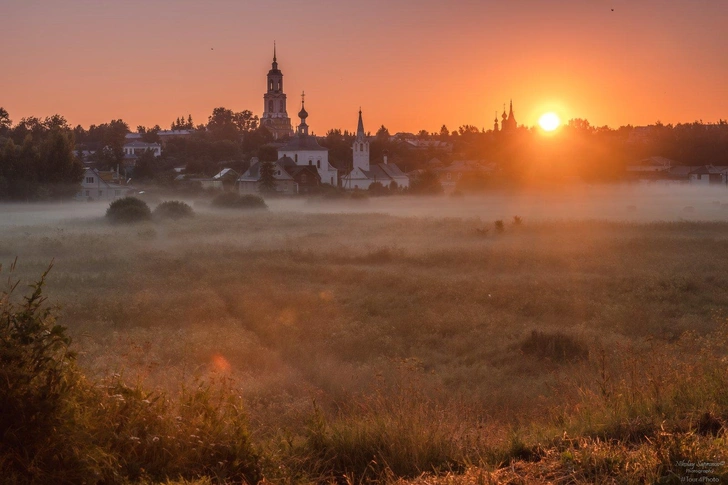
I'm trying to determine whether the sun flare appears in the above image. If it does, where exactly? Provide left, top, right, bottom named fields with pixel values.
left=538, top=112, right=561, bottom=132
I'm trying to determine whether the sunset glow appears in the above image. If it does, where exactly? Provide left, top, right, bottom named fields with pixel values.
left=4, top=1, right=728, bottom=132
left=538, top=113, right=561, bottom=132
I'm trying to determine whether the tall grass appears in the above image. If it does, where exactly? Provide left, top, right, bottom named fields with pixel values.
left=2, top=211, right=728, bottom=482
left=0, top=265, right=260, bottom=484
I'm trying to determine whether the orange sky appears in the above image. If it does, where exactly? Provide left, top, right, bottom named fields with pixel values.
left=3, top=0, right=727, bottom=134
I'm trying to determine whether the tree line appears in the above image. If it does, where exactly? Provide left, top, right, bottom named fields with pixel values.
left=3, top=103, right=728, bottom=199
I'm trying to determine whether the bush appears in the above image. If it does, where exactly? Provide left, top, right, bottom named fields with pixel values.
left=106, top=197, right=151, bottom=223
left=0, top=264, right=261, bottom=484
left=211, top=192, right=267, bottom=210
left=494, top=220, right=505, bottom=232
left=409, top=170, right=443, bottom=195
left=153, top=200, right=194, bottom=220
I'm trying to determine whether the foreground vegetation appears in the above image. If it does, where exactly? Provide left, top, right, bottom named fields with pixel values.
left=1, top=206, right=727, bottom=483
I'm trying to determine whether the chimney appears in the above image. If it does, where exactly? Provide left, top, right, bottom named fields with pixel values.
left=383, top=149, right=389, bottom=165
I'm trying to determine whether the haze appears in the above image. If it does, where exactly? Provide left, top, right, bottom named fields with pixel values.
left=4, top=0, right=728, bottom=132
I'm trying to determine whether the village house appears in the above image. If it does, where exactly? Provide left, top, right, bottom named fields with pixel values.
left=237, top=157, right=320, bottom=195
left=76, top=168, right=133, bottom=201
left=688, top=165, right=728, bottom=185
left=625, top=156, right=674, bottom=175
left=122, top=141, right=161, bottom=169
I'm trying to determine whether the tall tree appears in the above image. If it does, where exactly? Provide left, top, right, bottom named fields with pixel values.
left=258, top=160, right=276, bottom=193
left=38, top=129, right=83, bottom=197
left=376, top=125, right=390, bottom=140
left=0, top=107, right=11, bottom=136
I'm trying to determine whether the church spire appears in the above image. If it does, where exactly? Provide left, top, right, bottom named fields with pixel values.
left=356, top=107, right=365, bottom=140
left=272, top=41, right=278, bottom=70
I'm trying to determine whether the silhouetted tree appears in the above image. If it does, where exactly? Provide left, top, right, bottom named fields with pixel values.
left=409, top=169, right=443, bottom=195
left=376, top=125, right=390, bottom=140
left=258, top=160, right=276, bottom=193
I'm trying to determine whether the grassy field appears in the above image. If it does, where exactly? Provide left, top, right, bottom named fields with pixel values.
left=1, top=190, right=727, bottom=483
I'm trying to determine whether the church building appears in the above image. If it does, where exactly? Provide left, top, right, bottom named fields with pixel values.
left=342, top=110, right=409, bottom=190
left=277, top=94, right=339, bottom=186
left=499, top=100, right=518, bottom=133
left=260, top=44, right=293, bottom=139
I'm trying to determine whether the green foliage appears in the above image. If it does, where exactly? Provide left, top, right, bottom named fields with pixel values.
left=0, top=262, right=95, bottom=483
left=106, top=196, right=152, bottom=223
left=153, top=200, right=194, bottom=220
left=410, top=169, right=443, bottom=195
left=207, top=107, right=258, bottom=141
left=367, top=181, right=387, bottom=195
left=211, top=192, right=267, bottom=209
left=0, top=128, right=82, bottom=200
left=0, top=264, right=261, bottom=484
left=258, top=160, right=277, bottom=193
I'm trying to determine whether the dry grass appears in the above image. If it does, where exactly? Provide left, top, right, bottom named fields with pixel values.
left=1, top=200, right=728, bottom=482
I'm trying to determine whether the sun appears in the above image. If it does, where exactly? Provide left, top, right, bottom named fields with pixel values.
left=538, top=112, right=561, bottom=132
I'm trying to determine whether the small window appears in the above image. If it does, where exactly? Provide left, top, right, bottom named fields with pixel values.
left=85, top=190, right=90, bottom=196
left=86, top=177, right=94, bottom=184
left=294, top=154, right=298, bottom=163
left=317, top=160, right=321, bottom=168
left=309, top=160, right=312, bottom=166
left=360, top=143, right=364, bottom=151
left=98, top=190, right=103, bottom=196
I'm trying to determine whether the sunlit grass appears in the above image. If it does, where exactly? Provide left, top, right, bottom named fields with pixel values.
left=1, top=204, right=727, bottom=482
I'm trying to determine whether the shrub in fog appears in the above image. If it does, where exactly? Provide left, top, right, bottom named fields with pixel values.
left=0, top=266, right=261, bottom=483
left=105, top=197, right=151, bottom=223
left=153, top=200, right=194, bottom=220
left=212, top=192, right=267, bottom=209
left=494, top=220, right=505, bottom=232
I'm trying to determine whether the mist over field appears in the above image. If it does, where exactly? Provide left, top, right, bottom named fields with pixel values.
left=2, top=185, right=728, bottom=483
left=3, top=183, right=728, bottom=228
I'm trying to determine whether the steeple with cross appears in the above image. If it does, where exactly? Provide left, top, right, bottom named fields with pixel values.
left=261, top=42, right=293, bottom=139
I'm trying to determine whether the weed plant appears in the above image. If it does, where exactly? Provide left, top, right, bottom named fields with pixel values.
left=0, top=264, right=260, bottom=484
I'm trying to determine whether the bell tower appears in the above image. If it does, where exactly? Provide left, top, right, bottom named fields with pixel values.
left=352, top=108, right=370, bottom=171
left=261, top=42, right=293, bottom=139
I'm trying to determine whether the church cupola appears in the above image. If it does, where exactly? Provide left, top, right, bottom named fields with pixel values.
left=493, top=111, right=499, bottom=132
left=297, top=92, right=309, bottom=137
